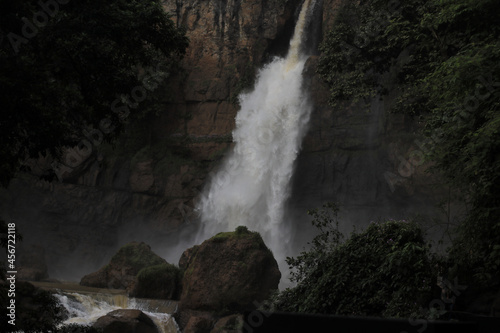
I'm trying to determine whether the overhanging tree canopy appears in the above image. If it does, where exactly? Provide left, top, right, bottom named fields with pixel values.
left=0, top=0, right=189, bottom=185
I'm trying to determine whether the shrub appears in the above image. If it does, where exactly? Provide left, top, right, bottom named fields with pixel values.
left=271, top=204, right=436, bottom=318
left=133, top=263, right=181, bottom=300
left=317, top=0, right=500, bottom=285
left=0, top=281, right=66, bottom=332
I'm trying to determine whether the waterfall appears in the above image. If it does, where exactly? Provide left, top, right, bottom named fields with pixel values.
left=196, top=0, right=315, bottom=279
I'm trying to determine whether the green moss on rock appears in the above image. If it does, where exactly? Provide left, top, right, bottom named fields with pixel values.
left=132, top=263, right=182, bottom=300
left=80, top=241, right=168, bottom=291
left=209, top=226, right=268, bottom=250
left=110, top=242, right=165, bottom=273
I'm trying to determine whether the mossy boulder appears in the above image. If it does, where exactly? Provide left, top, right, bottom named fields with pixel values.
left=179, top=226, right=281, bottom=313
left=130, top=262, right=182, bottom=300
left=80, top=242, right=166, bottom=292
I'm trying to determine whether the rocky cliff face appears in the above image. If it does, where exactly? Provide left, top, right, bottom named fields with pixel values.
left=0, top=0, right=453, bottom=281
left=287, top=55, right=452, bottom=249
left=156, top=0, right=303, bottom=157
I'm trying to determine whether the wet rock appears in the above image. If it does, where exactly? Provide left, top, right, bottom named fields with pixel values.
left=211, top=314, right=244, bottom=333
left=174, top=309, right=216, bottom=333
left=93, top=309, right=158, bottom=333
left=179, top=244, right=200, bottom=272
left=184, top=315, right=214, bottom=333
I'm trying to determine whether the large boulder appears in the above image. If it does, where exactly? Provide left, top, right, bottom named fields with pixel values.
left=179, top=226, right=281, bottom=313
left=183, top=313, right=214, bottom=333
left=211, top=314, right=244, bottom=333
left=80, top=242, right=166, bottom=291
left=93, top=309, right=158, bottom=333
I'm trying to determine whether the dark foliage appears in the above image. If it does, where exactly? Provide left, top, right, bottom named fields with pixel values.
left=0, top=0, right=188, bottom=186
left=317, top=0, right=500, bottom=285
left=0, top=281, right=67, bottom=332
left=270, top=204, right=436, bottom=317
left=134, top=262, right=182, bottom=300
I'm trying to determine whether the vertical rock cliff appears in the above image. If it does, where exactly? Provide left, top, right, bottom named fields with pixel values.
left=287, top=0, right=455, bottom=250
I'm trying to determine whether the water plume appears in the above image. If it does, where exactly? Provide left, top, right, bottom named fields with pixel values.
left=196, top=0, right=315, bottom=281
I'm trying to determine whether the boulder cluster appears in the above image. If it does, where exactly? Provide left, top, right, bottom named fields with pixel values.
left=79, top=226, right=281, bottom=333
left=80, top=241, right=180, bottom=300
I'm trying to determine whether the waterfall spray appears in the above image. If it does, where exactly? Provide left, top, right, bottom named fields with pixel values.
left=196, top=0, right=315, bottom=281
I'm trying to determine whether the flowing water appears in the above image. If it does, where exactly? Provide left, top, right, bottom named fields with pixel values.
left=33, top=281, right=179, bottom=333
left=196, top=0, right=315, bottom=281
left=54, top=291, right=180, bottom=333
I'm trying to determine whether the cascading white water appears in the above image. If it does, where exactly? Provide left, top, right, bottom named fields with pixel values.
left=54, top=292, right=180, bottom=333
left=196, top=0, right=315, bottom=278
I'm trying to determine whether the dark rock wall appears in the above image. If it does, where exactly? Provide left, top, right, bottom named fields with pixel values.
left=287, top=39, right=456, bottom=252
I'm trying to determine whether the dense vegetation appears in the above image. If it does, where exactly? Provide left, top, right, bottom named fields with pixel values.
left=269, top=0, right=499, bottom=318
left=269, top=204, right=438, bottom=317
left=0, top=0, right=188, bottom=186
left=0, top=281, right=63, bottom=333
left=134, top=262, right=182, bottom=300
left=318, top=0, right=500, bottom=287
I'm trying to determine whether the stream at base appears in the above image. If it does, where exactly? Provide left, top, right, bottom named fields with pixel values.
left=33, top=281, right=180, bottom=333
